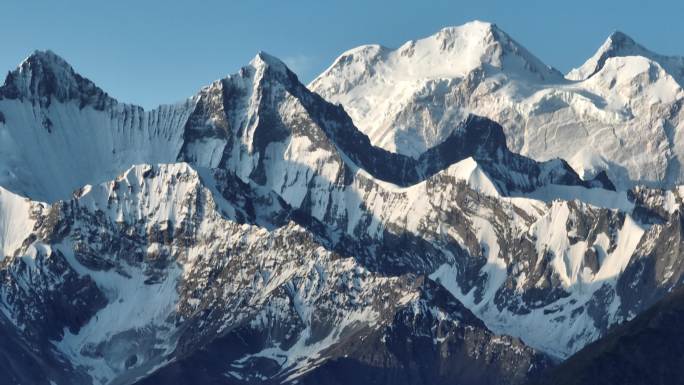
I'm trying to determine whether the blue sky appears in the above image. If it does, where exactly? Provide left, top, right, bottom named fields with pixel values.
left=3, top=0, right=682, bottom=109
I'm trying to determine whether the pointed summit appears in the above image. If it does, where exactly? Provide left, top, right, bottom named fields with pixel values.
left=247, top=51, right=298, bottom=81
left=567, top=31, right=684, bottom=84
left=605, top=30, right=638, bottom=50
left=236, top=50, right=300, bottom=91
left=250, top=51, right=287, bottom=71
left=0, top=50, right=113, bottom=109
left=20, top=50, right=75, bottom=73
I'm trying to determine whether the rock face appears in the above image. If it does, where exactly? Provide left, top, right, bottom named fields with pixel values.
left=0, top=163, right=552, bottom=385
left=310, top=21, right=684, bottom=190
left=0, top=42, right=683, bottom=385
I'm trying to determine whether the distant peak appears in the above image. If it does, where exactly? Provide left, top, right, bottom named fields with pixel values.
left=441, top=20, right=498, bottom=33
left=0, top=49, right=113, bottom=109
left=250, top=51, right=289, bottom=74
left=608, top=30, right=634, bottom=42
left=21, top=50, right=74, bottom=71
left=566, top=30, right=682, bottom=81
left=469, top=19, right=496, bottom=27
left=434, top=20, right=501, bottom=43
left=603, top=30, right=639, bottom=51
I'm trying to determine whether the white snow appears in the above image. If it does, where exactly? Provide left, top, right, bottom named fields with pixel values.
left=0, top=98, right=195, bottom=202
left=0, top=187, right=39, bottom=261
left=594, top=214, right=646, bottom=281
left=311, top=21, right=561, bottom=158
left=311, top=22, right=684, bottom=189
left=567, top=31, right=684, bottom=86
left=430, top=206, right=648, bottom=358
left=445, top=157, right=501, bottom=197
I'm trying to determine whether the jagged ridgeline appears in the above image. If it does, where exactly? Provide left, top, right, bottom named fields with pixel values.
left=1, top=20, right=684, bottom=385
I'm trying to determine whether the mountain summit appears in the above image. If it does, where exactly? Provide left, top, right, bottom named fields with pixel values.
left=567, top=31, right=684, bottom=84
left=311, top=22, right=684, bottom=189
left=310, top=21, right=563, bottom=157
left=0, top=50, right=114, bottom=109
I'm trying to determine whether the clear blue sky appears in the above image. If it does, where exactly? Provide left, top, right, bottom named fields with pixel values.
left=3, top=0, right=682, bottom=109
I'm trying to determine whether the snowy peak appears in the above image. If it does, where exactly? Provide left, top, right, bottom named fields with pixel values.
left=309, top=21, right=564, bottom=156
left=313, top=20, right=561, bottom=89
left=239, top=50, right=301, bottom=91
left=607, top=30, right=639, bottom=49
left=568, top=31, right=684, bottom=84
left=250, top=51, right=291, bottom=75
left=566, top=31, right=647, bottom=80
left=0, top=50, right=114, bottom=109
left=432, top=20, right=561, bottom=80
left=20, top=50, right=74, bottom=73
left=311, top=23, right=684, bottom=188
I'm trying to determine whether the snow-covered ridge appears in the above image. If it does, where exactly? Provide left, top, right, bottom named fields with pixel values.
left=0, top=49, right=607, bottom=205
left=310, top=21, right=563, bottom=158
left=0, top=97, right=196, bottom=202
left=311, top=22, right=684, bottom=190
left=0, top=50, right=289, bottom=202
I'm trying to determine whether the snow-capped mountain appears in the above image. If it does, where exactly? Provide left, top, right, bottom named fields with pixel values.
left=566, top=31, right=684, bottom=84
left=311, top=21, right=684, bottom=190
left=1, top=36, right=684, bottom=385
left=0, top=50, right=195, bottom=202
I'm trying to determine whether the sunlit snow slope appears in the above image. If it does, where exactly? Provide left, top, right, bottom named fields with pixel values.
left=311, top=21, right=684, bottom=190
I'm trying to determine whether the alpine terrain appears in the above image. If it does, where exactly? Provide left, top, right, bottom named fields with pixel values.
left=1, top=20, right=684, bottom=385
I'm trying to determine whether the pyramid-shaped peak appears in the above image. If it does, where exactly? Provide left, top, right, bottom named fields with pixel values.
left=606, top=30, right=638, bottom=47
left=250, top=51, right=290, bottom=75
left=20, top=50, right=75, bottom=72
left=595, top=30, right=644, bottom=57
left=568, top=30, right=684, bottom=83
left=0, top=50, right=113, bottom=109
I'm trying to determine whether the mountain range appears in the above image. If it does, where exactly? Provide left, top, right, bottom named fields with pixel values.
left=1, top=20, right=684, bottom=385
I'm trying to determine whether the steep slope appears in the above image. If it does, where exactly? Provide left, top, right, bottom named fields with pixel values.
left=0, top=51, right=195, bottom=202
left=310, top=20, right=563, bottom=157
left=311, top=22, right=684, bottom=189
left=531, top=285, right=684, bottom=385
left=0, top=50, right=601, bottom=205
left=0, top=162, right=551, bottom=385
